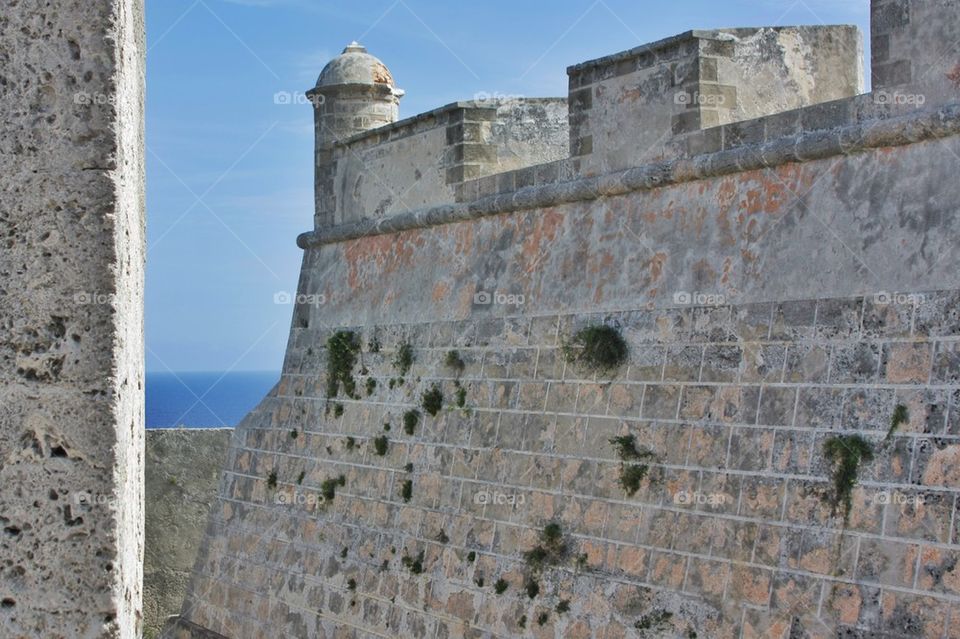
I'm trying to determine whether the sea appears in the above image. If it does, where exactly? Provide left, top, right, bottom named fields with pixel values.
left=146, top=371, right=280, bottom=428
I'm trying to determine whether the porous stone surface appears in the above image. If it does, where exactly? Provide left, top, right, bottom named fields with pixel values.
left=178, top=4, right=960, bottom=638
left=0, top=0, right=145, bottom=637
left=143, top=429, right=231, bottom=639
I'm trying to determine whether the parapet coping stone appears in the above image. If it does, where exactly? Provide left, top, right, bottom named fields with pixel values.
left=567, top=29, right=738, bottom=75
left=565, top=26, right=852, bottom=75
left=325, top=97, right=567, bottom=149
left=297, top=101, right=960, bottom=250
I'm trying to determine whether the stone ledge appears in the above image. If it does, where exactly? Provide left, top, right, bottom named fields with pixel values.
left=297, top=102, right=960, bottom=249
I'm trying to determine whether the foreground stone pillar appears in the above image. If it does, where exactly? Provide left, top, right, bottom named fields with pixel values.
left=0, top=1, right=145, bottom=637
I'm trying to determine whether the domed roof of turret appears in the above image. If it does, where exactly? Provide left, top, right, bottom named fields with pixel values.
left=316, top=42, right=396, bottom=89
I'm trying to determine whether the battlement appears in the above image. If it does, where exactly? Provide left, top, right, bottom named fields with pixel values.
left=567, top=26, right=863, bottom=173
left=312, top=98, right=567, bottom=228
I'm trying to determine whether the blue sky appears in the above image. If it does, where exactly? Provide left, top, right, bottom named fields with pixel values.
left=145, top=0, right=871, bottom=373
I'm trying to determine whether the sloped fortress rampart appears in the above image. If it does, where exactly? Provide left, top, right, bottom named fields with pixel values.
left=175, top=2, right=960, bottom=636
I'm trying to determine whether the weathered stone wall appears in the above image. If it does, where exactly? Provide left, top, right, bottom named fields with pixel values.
left=177, top=106, right=960, bottom=637
left=175, top=4, right=960, bottom=637
left=144, top=429, right=232, bottom=638
left=0, top=0, right=145, bottom=637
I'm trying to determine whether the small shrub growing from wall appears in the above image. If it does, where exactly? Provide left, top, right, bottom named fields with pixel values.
left=609, top=435, right=658, bottom=496
left=403, top=409, right=420, bottom=435
left=326, top=330, right=361, bottom=399
left=823, top=434, right=874, bottom=521
left=401, top=550, right=424, bottom=574
left=562, top=324, right=628, bottom=373
left=525, top=579, right=540, bottom=599
left=321, top=478, right=339, bottom=501
left=266, top=471, right=278, bottom=489
left=373, top=435, right=389, bottom=456
left=618, top=465, right=650, bottom=496
left=445, top=350, right=465, bottom=374
left=524, top=522, right=569, bottom=570
left=494, top=578, right=508, bottom=594
left=886, top=404, right=909, bottom=441
left=394, top=341, right=414, bottom=377
left=400, top=479, right=413, bottom=502
left=422, top=384, right=444, bottom=416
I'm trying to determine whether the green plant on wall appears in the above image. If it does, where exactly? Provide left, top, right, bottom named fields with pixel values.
left=403, top=409, right=420, bottom=435
left=525, top=579, right=540, bottom=599
left=494, top=578, right=508, bottom=594
left=326, top=330, right=361, bottom=400
left=401, top=549, right=424, bottom=574
left=445, top=350, right=465, bottom=374
left=394, top=341, right=414, bottom=377
left=618, top=464, right=650, bottom=496
left=373, top=435, right=389, bottom=456
left=524, top=522, right=569, bottom=571
left=609, top=434, right=658, bottom=496
left=400, top=479, right=413, bottom=502
left=422, top=384, right=443, bottom=416
left=823, top=434, right=874, bottom=521
left=886, top=404, right=909, bottom=441
left=454, top=381, right=467, bottom=409
left=365, top=377, right=377, bottom=396
left=266, top=471, right=278, bottom=489
left=320, top=478, right=339, bottom=502
left=562, top=324, right=628, bottom=374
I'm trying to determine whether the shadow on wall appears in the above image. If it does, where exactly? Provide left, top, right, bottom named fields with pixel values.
left=144, top=429, right=232, bottom=639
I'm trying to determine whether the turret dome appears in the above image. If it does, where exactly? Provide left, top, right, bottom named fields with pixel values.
left=316, top=42, right=397, bottom=89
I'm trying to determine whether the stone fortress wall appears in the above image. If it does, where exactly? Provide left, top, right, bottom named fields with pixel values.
left=173, top=1, right=960, bottom=637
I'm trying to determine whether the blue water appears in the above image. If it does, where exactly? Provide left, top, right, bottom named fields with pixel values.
left=146, top=371, right=279, bottom=428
